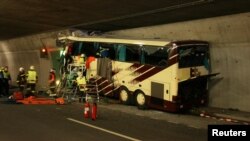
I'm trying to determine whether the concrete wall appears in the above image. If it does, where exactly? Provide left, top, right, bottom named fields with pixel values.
left=106, top=12, right=250, bottom=112
left=0, top=31, right=66, bottom=91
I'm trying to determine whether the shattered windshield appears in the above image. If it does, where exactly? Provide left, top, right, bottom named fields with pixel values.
left=142, top=46, right=169, bottom=67
left=178, top=45, right=209, bottom=68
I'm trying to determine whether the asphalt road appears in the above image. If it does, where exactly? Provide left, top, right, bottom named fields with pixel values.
left=0, top=97, right=218, bottom=141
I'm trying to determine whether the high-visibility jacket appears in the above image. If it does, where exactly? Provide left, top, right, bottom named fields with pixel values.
left=3, top=71, right=11, bottom=80
left=27, top=70, right=37, bottom=84
left=78, top=56, right=85, bottom=64
left=76, top=76, right=86, bottom=91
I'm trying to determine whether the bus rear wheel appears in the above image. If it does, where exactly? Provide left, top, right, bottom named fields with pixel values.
left=119, top=86, right=131, bottom=105
left=135, top=91, right=147, bottom=109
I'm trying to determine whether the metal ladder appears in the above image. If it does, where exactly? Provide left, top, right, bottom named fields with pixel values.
left=85, top=79, right=99, bottom=103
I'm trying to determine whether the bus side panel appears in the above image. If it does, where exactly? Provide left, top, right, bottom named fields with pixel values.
left=146, top=64, right=179, bottom=112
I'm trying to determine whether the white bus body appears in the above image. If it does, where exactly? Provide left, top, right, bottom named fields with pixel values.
left=58, top=36, right=214, bottom=112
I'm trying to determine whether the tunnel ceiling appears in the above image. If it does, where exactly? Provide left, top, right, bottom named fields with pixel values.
left=0, top=0, right=249, bottom=40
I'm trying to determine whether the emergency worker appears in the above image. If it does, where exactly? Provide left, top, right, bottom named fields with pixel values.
left=76, top=71, right=87, bottom=102
left=64, top=44, right=73, bottom=73
left=66, top=67, right=78, bottom=89
left=3, top=66, right=11, bottom=96
left=26, top=65, right=38, bottom=96
left=48, top=68, right=56, bottom=95
left=16, top=67, right=26, bottom=92
left=0, top=67, right=5, bottom=96
left=85, top=56, right=96, bottom=80
left=78, top=54, right=86, bottom=64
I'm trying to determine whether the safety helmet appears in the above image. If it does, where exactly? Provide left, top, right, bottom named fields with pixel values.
left=30, top=65, right=35, bottom=70
left=50, top=68, right=55, bottom=72
left=4, top=66, right=8, bottom=71
left=77, top=71, right=82, bottom=76
left=81, top=54, right=85, bottom=57
left=19, top=67, right=24, bottom=72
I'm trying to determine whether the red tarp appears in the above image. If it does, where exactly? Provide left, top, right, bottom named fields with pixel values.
left=16, top=96, right=57, bottom=105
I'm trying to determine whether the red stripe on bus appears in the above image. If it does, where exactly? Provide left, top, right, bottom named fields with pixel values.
left=167, top=56, right=178, bottom=66
left=129, top=63, right=141, bottom=69
left=132, top=67, right=163, bottom=82
left=133, top=65, right=153, bottom=74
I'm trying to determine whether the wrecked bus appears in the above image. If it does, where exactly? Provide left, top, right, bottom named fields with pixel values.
left=57, top=35, right=216, bottom=112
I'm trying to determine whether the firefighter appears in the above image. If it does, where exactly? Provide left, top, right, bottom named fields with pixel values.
left=0, top=67, right=5, bottom=96
left=66, top=67, right=78, bottom=89
left=63, top=44, right=73, bottom=73
left=3, top=66, right=11, bottom=96
left=78, top=54, right=86, bottom=64
left=76, top=71, right=87, bottom=102
left=48, top=68, right=56, bottom=95
left=26, top=65, right=38, bottom=97
left=85, top=56, right=96, bottom=80
left=16, top=67, right=26, bottom=92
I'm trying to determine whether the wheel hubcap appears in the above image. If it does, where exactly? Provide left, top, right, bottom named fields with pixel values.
left=137, top=93, right=145, bottom=105
left=120, top=90, right=128, bottom=101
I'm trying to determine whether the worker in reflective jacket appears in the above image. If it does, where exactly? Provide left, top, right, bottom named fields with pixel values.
left=78, top=54, right=86, bottom=64
left=76, top=72, right=86, bottom=102
left=3, top=66, right=11, bottom=96
left=26, top=65, right=38, bottom=97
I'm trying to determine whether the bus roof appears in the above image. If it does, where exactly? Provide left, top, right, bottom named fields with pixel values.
left=58, top=36, right=170, bottom=46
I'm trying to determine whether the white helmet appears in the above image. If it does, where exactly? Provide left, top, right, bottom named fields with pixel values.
left=19, top=67, right=24, bottom=72
left=77, top=71, right=82, bottom=76
left=30, top=65, right=35, bottom=70
left=50, top=68, right=55, bottom=72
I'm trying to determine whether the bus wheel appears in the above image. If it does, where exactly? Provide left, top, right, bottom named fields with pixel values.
left=135, top=91, right=147, bottom=109
left=119, top=86, right=131, bottom=105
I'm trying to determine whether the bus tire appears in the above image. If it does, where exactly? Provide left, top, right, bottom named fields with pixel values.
left=135, top=91, right=147, bottom=109
left=119, top=86, right=131, bottom=105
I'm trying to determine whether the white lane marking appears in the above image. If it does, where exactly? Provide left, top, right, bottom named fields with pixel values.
left=67, top=118, right=141, bottom=141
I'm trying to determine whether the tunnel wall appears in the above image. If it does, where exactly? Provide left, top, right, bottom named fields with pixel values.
left=0, top=31, right=65, bottom=91
left=106, top=12, right=250, bottom=112
left=1, top=13, right=250, bottom=112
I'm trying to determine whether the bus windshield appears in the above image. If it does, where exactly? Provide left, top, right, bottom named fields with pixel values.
left=178, top=45, right=209, bottom=68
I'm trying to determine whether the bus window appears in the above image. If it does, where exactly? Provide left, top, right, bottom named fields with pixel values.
left=71, top=42, right=98, bottom=57
left=113, top=44, right=140, bottom=63
left=178, top=45, right=209, bottom=68
left=139, top=47, right=146, bottom=64
left=125, top=45, right=140, bottom=63
left=116, top=44, right=126, bottom=61
left=143, top=46, right=169, bottom=67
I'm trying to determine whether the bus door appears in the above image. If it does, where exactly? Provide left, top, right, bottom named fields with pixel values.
left=151, top=81, right=170, bottom=106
